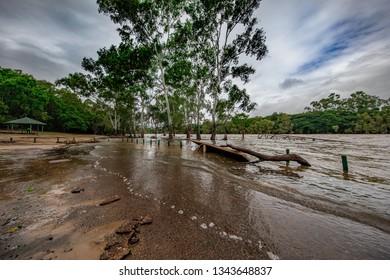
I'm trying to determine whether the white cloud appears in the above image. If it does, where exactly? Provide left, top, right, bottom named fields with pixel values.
left=249, top=0, right=390, bottom=116
left=0, top=0, right=389, bottom=116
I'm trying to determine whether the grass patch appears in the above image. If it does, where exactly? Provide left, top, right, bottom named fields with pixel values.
left=26, top=185, right=35, bottom=193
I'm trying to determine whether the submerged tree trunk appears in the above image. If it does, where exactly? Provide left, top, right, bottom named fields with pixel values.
left=227, top=143, right=311, bottom=167
left=140, top=98, right=145, bottom=138
left=210, top=92, right=218, bottom=141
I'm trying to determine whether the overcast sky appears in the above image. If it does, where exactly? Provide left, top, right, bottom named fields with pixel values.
left=1, top=0, right=390, bottom=116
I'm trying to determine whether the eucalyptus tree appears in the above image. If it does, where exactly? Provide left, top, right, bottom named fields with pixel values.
left=167, top=18, right=212, bottom=140
left=57, top=42, right=153, bottom=135
left=148, top=103, right=164, bottom=138
left=97, top=0, right=188, bottom=139
left=217, top=84, right=256, bottom=140
left=187, top=0, right=268, bottom=140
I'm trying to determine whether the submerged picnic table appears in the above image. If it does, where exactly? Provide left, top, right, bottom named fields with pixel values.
left=192, top=140, right=251, bottom=162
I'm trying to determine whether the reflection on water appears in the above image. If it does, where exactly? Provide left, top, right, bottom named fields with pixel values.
left=90, top=134, right=390, bottom=259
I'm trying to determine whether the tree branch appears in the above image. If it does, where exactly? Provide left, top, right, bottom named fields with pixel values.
left=227, top=143, right=311, bottom=166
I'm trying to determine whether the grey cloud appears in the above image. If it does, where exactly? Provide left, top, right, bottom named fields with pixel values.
left=0, top=45, right=70, bottom=82
left=0, top=0, right=119, bottom=82
left=279, top=78, right=304, bottom=90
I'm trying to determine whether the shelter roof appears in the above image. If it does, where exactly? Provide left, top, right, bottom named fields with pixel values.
left=5, top=117, right=46, bottom=125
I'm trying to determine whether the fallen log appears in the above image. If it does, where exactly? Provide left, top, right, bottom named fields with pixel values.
left=192, top=140, right=251, bottom=162
left=226, top=143, right=311, bottom=167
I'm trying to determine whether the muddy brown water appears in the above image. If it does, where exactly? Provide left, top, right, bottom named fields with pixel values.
left=1, top=134, right=389, bottom=259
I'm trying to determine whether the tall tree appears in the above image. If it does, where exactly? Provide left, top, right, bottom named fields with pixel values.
left=187, top=0, right=267, bottom=140
left=97, top=0, right=187, bottom=139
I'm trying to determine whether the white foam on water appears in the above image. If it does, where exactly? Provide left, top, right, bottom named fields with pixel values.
left=200, top=223, right=208, bottom=229
left=178, top=210, right=184, bottom=215
left=266, top=251, right=279, bottom=260
left=229, top=235, right=243, bottom=241
left=171, top=205, right=175, bottom=209
left=208, top=222, right=215, bottom=228
left=191, top=216, right=197, bottom=220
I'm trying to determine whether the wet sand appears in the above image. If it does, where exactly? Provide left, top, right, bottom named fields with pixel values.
left=2, top=134, right=389, bottom=260
left=0, top=140, right=269, bottom=260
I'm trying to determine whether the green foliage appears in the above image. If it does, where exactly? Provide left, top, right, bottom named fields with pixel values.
left=232, top=113, right=250, bottom=138
left=266, top=113, right=292, bottom=134
left=296, top=92, right=389, bottom=134
left=0, top=67, right=100, bottom=133
left=0, top=67, right=49, bottom=121
left=250, top=117, right=274, bottom=134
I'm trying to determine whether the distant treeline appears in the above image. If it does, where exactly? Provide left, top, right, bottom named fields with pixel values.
left=1, top=67, right=389, bottom=135
left=216, top=92, right=390, bottom=135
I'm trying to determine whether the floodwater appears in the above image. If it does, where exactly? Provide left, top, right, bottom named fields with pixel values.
left=89, top=134, right=390, bottom=259
left=1, top=134, right=389, bottom=259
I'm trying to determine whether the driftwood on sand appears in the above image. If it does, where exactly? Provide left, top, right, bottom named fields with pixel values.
left=226, top=143, right=311, bottom=167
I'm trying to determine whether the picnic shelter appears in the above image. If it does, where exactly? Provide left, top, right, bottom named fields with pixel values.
left=5, top=117, right=47, bottom=134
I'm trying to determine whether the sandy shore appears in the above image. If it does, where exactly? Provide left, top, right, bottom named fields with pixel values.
left=0, top=137, right=269, bottom=260
left=0, top=132, right=105, bottom=150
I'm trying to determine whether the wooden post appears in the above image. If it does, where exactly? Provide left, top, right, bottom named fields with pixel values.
left=341, top=155, right=349, bottom=173
left=34, top=137, right=37, bottom=143
left=180, top=141, right=183, bottom=148
left=122, top=137, right=124, bottom=142
left=57, top=137, right=60, bottom=143
left=203, top=144, right=206, bottom=153
left=286, top=148, right=290, bottom=166
left=10, top=137, right=13, bottom=143
left=168, top=140, right=170, bottom=146
left=158, top=140, right=160, bottom=146
left=150, top=139, right=152, bottom=145
left=136, top=139, right=138, bottom=144
left=143, top=139, right=145, bottom=144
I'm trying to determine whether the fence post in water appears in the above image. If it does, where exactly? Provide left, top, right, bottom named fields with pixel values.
left=180, top=141, right=183, bottom=148
left=286, top=148, right=290, bottom=166
left=10, top=138, right=13, bottom=143
left=143, top=139, right=145, bottom=144
left=167, top=140, right=170, bottom=147
left=34, top=137, right=36, bottom=143
left=158, top=140, right=160, bottom=146
left=122, top=137, right=124, bottom=142
left=57, top=137, right=60, bottom=143
left=136, top=138, right=138, bottom=144
left=341, top=155, right=349, bottom=173
left=150, top=139, right=152, bottom=145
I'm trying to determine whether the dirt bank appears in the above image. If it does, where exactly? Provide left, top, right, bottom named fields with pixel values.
left=0, top=142, right=269, bottom=260
left=0, top=132, right=104, bottom=151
